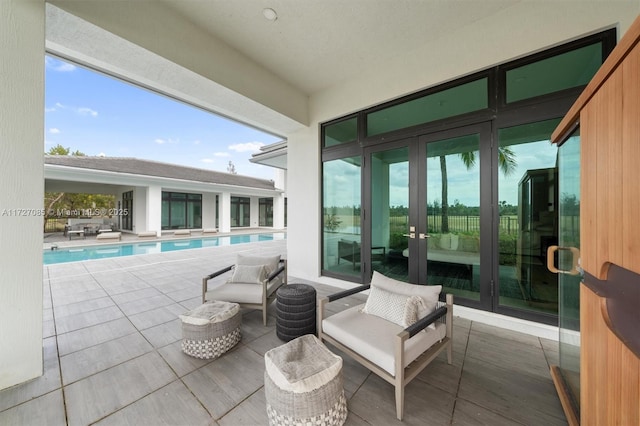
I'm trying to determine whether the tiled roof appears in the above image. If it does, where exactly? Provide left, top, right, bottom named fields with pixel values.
left=45, top=155, right=275, bottom=190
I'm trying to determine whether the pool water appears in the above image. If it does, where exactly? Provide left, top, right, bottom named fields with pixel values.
left=44, top=232, right=286, bottom=265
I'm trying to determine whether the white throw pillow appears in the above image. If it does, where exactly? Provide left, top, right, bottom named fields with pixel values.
left=370, top=271, right=441, bottom=318
left=229, top=264, right=266, bottom=284
left=363, top=286, right=423, bottom=327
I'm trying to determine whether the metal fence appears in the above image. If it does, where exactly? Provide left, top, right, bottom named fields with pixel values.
left=391, top=215, right=519, bottom=235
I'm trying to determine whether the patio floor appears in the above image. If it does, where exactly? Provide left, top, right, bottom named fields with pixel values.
left=1, top=238, right=567, bottom=425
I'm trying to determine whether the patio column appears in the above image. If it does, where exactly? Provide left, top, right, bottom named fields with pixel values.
left=146, top=185, right=162, bottom=235
left=201, top=192, right=216, bottom=230
left=273, top=193, right=285, bottom=229
left=250, top=197, right=259, bottom=227
left=0, top=0, right=45, bottom=390
left=219, top=192, right=231, bottom=233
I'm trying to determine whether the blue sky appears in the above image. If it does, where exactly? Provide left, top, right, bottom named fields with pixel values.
left=44, top=56, right=282, bottom=180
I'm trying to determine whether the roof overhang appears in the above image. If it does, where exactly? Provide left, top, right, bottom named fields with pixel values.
left=45, top=164, right=283, bottom=197
left=250, top=140, right=287, bottom=170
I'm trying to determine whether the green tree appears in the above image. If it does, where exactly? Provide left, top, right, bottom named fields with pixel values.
left=439, top=147, right=517, bottom=233
left=44, top=145, right=115, bottom=231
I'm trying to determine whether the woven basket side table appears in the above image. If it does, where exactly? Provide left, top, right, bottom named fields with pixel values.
left=264, top=334, right=347, bottom=426
left=276, top=283, right=317, bottom=341
left=179, top=300, right=241, bottom=359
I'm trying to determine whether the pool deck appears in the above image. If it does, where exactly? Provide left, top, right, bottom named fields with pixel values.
left=2, top=236, right=568, bottom=425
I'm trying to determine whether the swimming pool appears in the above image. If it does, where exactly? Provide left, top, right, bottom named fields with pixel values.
left=43, top=232, right=286, bottom=265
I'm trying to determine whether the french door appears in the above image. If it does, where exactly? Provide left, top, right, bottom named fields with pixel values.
left=365, top=123, right=491, bottom=309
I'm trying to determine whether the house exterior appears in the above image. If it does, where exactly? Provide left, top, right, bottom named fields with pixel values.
left=44, top=155, right=287, bottom=234
left=2, top=0, right=639, bottom=396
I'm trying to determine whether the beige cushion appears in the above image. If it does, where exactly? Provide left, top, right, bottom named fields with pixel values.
left=323, top=304, right=446, bottom=376
left=229, top=264, right=266, bottom=284
left=237, top=254, right=280, bottom=276
left=205, top=279, right=281, bottom=304
left=370, top=271, right=441, bottom=318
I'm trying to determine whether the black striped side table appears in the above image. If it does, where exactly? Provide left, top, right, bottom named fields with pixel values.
left=275, top=283, right=317, bottom=341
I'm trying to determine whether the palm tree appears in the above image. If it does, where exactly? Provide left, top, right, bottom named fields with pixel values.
left=439, top=146, right=517, bottom=233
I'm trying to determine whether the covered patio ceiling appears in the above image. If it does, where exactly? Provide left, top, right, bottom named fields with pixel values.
left=46, top=0, right=528, bottom=137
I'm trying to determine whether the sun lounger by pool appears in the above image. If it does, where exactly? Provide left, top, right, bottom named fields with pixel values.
left=96, top=231, right=121, bottom=241
left=137, top=231, right=157, bottom=237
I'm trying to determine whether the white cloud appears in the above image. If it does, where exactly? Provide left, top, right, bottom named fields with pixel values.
left=45, top=57, right=76, bottom=72
left=228, top=142, right=264, bottom=153
left=98, top=152, right=106, bottom=157
left=77, top=107, right=98, bottom=117
left=154, top=138, right=179, bottom=145
left=201, top=158, right=214, bottom=163
left=49, top=128, right=61, bottom=134
left=193, top=140, right=201, bottom=145
left=214, top=152, right=230, bottom=157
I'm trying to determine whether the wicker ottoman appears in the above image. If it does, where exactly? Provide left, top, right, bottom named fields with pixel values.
left=264, top=334, right=347, bottom=426
left=179, top=300, right=241, bottom=359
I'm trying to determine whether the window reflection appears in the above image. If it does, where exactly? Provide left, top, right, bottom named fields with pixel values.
left=323, top=157, right=362, bottom=276
left=498, top=119, right=560, bottom=314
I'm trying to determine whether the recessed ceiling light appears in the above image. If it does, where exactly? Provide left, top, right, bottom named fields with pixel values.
left=263, top=8, right=278, bottom=21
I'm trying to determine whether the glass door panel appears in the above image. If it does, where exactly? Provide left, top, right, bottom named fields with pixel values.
left=497, top=118, right=560, bottom=314
left=370, top=146, right=410, bottom=282
left=557, top=128, right=581, bottom=410
left=322, top=156, right=362, bottom=277
left=424, top=134, right=481, bottom=300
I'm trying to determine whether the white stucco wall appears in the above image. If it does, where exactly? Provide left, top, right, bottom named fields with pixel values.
left=0, top=0, right=45, bottom=390
left=285, top=4, right=640, bottom=284
left=202, top=192, right=217, bottom=230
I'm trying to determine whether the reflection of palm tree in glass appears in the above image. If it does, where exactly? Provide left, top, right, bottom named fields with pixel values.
left=439, top=147, right=517, bottom=233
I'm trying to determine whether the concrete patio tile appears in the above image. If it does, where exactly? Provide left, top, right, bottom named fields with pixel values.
left=242, top=327, right=282, bottom=356
left=140, top=318, right=183, bottom=348
left=156, top=340, right=215, bottom=378
left=466, top=327, right=550, bottom=380
left=52, top=295, right=114, bottom=318
left=54, top=305, right=124, bottom=334
left=97, top=280, right=152, bottom=296
left=471, top=321, right=541, bottom=347
left=165, top=286, right=201, bottom=303
left=348, top=373, right=456, bottom=426
left=180, top=296, right=204, bottom=310
left=51, top=287, right=109, bottom=307
left=182, top=345, right=265, bottom=419
left=57, top=316, right=138, bottom=356
left=117, top=293, right=175, bottom=316
left=329, top=346, right=371, bottom=400
left=46, top=262, right=89, bottom=279
left=0, top=337, right=61, bottom=412
left=109, top=286, right=162, bottom=305
left=94, top=380, right=213, bottom=426
left=452, top=398, right=523, bottom=425
left=458, top=356, right=567, bottom=426
left=128, top=303, right=186, bottom=330
left=60, top=332, right=153, bottom=385
left=64, top=351, right=177, bottom=426
left=343, top=411, right=371, bottom=426
left=415, top=353, right=463, bottom=396
left=217, top=387, right=267, bottom=426
left=0, top=389, right=66, bottom=426
left=43, top=308, right=56, bottom=339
